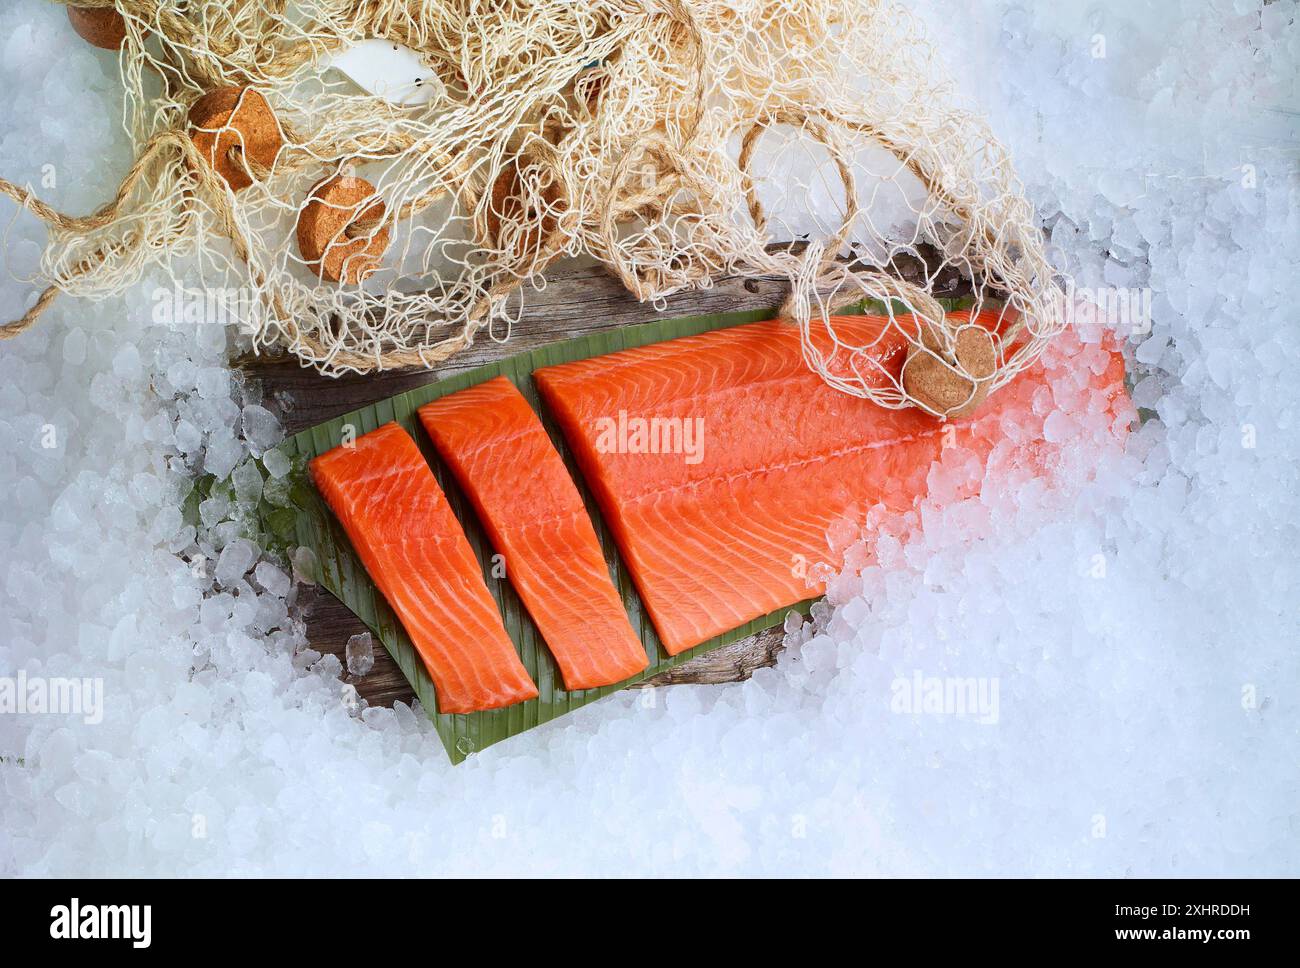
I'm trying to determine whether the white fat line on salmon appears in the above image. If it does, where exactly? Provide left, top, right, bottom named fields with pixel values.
left=50, top=899, right=151, bottom=949
left=593, top=411, right=705, bottom=465
left=0, top=672, right=103, bottom=725
left=889, top=671, right=999, bottom=725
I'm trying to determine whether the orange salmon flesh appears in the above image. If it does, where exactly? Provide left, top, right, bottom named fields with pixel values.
left=309, top=422, right=538, bottom=713
left=534, top=312, right=1127, bottom=655
left=419, top=377, right=649, bottom=691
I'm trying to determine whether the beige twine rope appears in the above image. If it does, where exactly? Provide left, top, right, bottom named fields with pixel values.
left=1, top=0, right=1067, bottom=416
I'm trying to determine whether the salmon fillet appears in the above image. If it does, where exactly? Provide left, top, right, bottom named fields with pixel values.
left=309, top=422, right=538, bottom=713
left=534, top=312, right=1124, bottom=655
left=418, top=377, right=649, bottom=691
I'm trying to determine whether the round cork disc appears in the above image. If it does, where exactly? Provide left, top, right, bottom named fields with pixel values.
left=901, top=323, right=998, bottom=420
left=296, top=175, right=391, bottom=285
left=67, top=6, right=127, bottom=51
left=486, top=157, right=563, bottom=262
left=187, top=88, right=282, bottom=193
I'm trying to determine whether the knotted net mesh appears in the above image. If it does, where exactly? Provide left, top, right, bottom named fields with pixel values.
left=3, top=0, right=1068, bottom=417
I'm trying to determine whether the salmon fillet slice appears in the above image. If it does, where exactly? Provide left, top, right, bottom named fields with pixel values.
left=418, top=377, right=649, bottom=691
left=534, top=312, right=1124, bottom=655
left=534, top=315, right=940, bottom=654
left=309, top=422, right=538, bottom=713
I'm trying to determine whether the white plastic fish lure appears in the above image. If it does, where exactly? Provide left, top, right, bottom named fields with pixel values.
left=329, top=39, right=445, bottom=106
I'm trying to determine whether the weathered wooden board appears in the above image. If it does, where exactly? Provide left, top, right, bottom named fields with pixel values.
left=295, top=584, right=791, bottom=701
left=243, top=250, right=969, bottom=707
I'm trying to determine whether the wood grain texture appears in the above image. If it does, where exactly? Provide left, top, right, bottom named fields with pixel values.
left=246, top=248, right=969, bottom=705
left=298, top=584, right=790, bottom=708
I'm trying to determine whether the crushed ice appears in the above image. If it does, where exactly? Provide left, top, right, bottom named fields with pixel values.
left=0, top=0, right=1296, bottom=874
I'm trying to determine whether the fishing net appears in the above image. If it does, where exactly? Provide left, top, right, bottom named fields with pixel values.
left=1, top=0, right=1067, bottom=418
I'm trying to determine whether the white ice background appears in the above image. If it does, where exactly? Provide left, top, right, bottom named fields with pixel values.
left=0, top=0, right=1297, bottom=874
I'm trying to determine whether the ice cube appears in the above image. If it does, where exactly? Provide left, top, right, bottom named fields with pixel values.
left=291, top=546, right=319, bottom=585
left=262, top=448, right=291, bottom=479
left=231, top=460, right=264, bottom=506
left=62, top=327, right=87, bottom=365
left=196, top=367, right=229, bottom=400
left=214, top=538, right=258, bottom=588
left=199, top=493, right=230, bottom=528
left=203, top=433, right=244, bottom=480
left=346, top=632, right=375, bottom=677
left=253, top=560, right=290, bottom=598
left=148, top=505, right=183, bottom=544
left=112, top=344, right=142, bottom=382
left=262, top=474, right=292, bottom=508
left=166, top=358, right=197, bottom=392
left=174, top=419, right=203, bottom=455
left=241, top=405, right=282, bottom=457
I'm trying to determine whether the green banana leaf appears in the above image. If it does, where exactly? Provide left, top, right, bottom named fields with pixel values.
left=265, top=297, right=973, bottom=763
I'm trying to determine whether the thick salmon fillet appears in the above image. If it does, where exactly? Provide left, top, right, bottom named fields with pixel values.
left=309, top=422, right=538, bottom=713
left=418, top=377, right=649, bottom=691
left=535, top=313, right=1126, bottom=655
